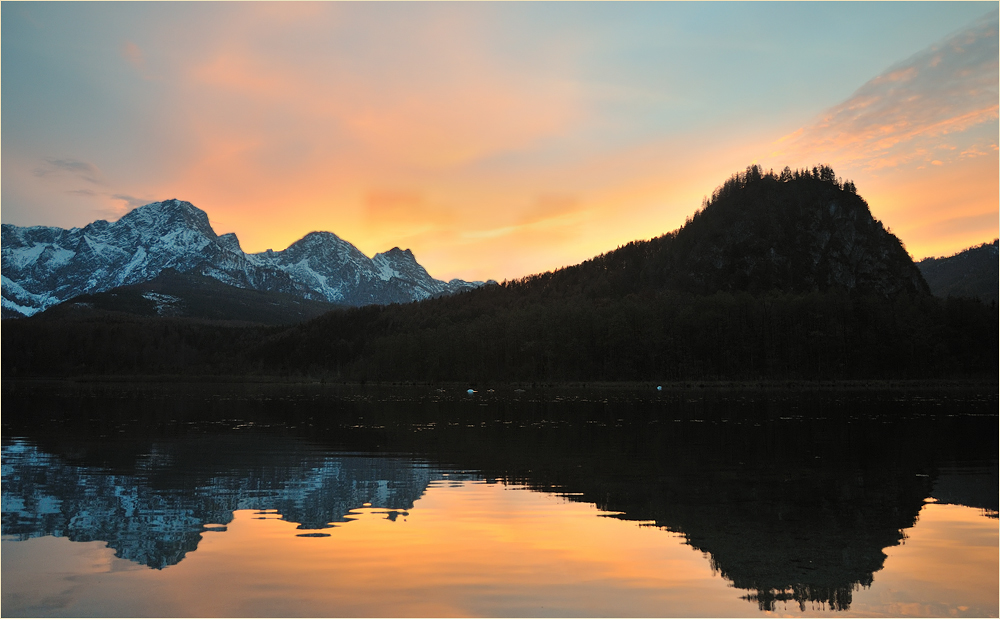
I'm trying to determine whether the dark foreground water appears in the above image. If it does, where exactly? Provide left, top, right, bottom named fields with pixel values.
left=2, top=382, right=997, bottom=617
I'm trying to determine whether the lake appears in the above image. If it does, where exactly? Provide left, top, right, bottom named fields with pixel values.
left=2, top=381, right=997, bottom=617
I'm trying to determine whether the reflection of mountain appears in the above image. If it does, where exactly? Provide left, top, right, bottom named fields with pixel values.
left=1, top=436, right=459, bottom=569
left=2, top=384, right=996, bottom=610
left=590, top=458, right=930, bottom=612
left=341, top=390, right=997, bottom=612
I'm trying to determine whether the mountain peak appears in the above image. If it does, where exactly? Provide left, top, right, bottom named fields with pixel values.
left=661, top=164, right=929, bottom=295
left=380, top=247, right=416, bottom=262
left=119, top=199, right=216, bottom=239
left=217, top=233, right=242, bottom=253
left=531, top=165, right=928, bottom=298
left=2, top=200, right=485, bottom=317
left=280, top=231, right=366, bottom=264
left=286, top=231, right=351, bottom=251
left=301, top=230, right=342, bottom=242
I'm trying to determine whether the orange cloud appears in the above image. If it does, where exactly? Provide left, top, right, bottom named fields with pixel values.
left=37, top=5, right=993, bottom=285
left=518, top=195, right=582, bottom=226
left=114, top=6, right=593, bottom=273
left=856, top=153, right=998, bottom=259
left=182, top=8, right=583, bottom=174
left=359, top=190, right=456, bottom=244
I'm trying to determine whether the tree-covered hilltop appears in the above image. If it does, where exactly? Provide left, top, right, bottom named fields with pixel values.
left=918, top=239, right=999, bottom=303
left=3, top=165, right=996, bottom=381
left=502, top=164, right=926, bottom=299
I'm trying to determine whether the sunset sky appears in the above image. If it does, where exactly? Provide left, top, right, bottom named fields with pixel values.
left=3, top=2, right=997, bottom=282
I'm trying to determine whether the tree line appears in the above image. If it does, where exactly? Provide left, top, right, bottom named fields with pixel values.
left=4, top=288, right=995, bottom=382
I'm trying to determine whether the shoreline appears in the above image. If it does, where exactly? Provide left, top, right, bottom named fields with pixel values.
left=3, top=375, right=997, bottom=393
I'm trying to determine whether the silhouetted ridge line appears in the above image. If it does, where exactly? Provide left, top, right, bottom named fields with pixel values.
left=917, top=239, right=999, bottom=303
left=1, top=199, right=486, bottom=318
left=3, top=165, right=996, bottom=380
left=506, top=164, right=927, bottom=298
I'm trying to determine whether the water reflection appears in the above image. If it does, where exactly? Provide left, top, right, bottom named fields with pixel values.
left=2, top=437, right=468, bottom=569
left=2, top=383, right=996, bottom=616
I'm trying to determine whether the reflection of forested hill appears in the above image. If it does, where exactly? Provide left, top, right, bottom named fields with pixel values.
left=1, top=436, right=454, bottom=569
left=582, top=452, right=931, bottom=612
left=2, top=383, right=996, bottom=610
left=333, top=388, right=997, bottom=612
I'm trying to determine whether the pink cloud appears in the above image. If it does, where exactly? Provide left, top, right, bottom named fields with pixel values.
left=771, top=11, right=998, bottom=171
left=122, top=41, right=144, bottom=71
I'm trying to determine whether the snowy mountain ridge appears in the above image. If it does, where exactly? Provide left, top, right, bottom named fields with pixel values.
left=2, top=199, right=485, bottom=317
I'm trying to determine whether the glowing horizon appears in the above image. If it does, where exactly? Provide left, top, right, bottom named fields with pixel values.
left=3, top=3, right=996, bottom=282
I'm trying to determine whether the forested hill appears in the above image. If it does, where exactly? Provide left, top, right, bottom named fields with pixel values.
left=918, top=240, right=999, bottom=303
left=4, top=166, right=995, bottom=381
left=508, top=164, right=928, bottom=299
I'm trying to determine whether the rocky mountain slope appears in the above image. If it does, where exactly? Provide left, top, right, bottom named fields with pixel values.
left=917, top=239, right=998, bottom=303
left=35, top=269, right=345, bottom=325
left=2, top=199, right=484, bottom=318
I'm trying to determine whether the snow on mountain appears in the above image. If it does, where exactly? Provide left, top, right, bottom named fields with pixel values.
left=1, top=199, right=485, bottom=318
left=372, top=247, right=482, bottom=300
left=2, top=437, right=466, bottom=569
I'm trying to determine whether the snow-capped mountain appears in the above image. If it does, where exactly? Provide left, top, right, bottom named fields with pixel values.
left=2, top=199, right=484, bottom=317
left=2, top=437, right=473, bottom=569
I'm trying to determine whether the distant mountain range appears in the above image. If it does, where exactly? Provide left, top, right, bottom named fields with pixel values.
left=1, top=199, right=486, bottom=319
left=4, top=166, right=996, bottom=381
left=917, top=240, right=998, bottom=303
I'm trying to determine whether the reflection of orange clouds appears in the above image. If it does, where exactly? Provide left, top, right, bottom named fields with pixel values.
left=0, top=483, right=752, bottom=617
left=4, top=485, right=997, bottom=617
left=834, top=503, right=998, bottom=618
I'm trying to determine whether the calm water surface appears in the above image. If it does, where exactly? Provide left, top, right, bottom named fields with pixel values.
left=2, top=382, right=997, bottom=617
